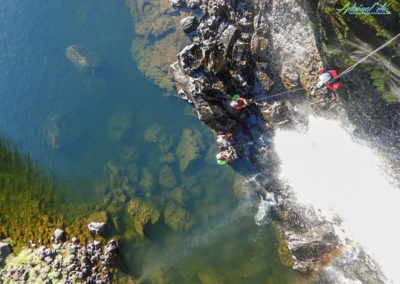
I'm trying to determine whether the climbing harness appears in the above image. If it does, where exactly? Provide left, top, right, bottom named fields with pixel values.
left=252, top=32, right=400, bottom=102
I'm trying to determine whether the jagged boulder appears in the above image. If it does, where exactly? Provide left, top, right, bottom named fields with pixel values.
left=180, top=16, right=199, bottom=33
left=261, top=101, right=292, bottom=127
left=87, top=222, right=106, bottom=235
left=251, top=33, right=268, bottom=59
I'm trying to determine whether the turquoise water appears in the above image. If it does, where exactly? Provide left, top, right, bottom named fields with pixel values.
left=0, top=0, right=306, bottom=283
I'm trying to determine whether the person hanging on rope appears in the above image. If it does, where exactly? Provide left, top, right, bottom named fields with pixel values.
left=312, top=68, right=341, bottom=100
left=230, top=94, right=248, bottom=110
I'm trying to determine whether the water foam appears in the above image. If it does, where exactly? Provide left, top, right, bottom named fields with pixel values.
left=274, top=116, right=400, bottom=282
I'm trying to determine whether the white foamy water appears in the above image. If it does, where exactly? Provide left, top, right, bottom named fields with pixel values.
left=274, top=116, right=400, bottom=283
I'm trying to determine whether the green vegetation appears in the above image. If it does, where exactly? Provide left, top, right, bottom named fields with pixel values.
left=363, top=65, right=397, bottom=103
left=320, top=1, right=399, bottom=104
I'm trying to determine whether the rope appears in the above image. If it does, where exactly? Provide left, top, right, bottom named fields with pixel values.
left=252, top=88, right=304, bottom=102
left=327, top=32, right=400, bottom=84
left=249, top=32, right=400, bottom=103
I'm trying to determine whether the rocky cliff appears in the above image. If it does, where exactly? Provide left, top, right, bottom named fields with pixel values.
left=167, top=0, right=398, bottom=282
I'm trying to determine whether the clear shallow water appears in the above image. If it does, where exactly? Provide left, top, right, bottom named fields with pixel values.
left=0, top=0, right=305, bottom=282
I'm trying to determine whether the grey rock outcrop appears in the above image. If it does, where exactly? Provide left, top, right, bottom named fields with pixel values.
left=87, top=222, right=106, bottom=235
left=53, top=228, right=64, bottom=241
left=168, top=0, right=347, bottom=277
left=180, top=16, right=199, bottom=33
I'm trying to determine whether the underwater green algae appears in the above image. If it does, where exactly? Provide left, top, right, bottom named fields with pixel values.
left=127, top=198, right=160, bottom=237
left=127, top=0, right=191, bottom=91
left=176, top=128, right=205, bottom=173
left=163, top=202, right=194, bottom=231
left=0, top=139, right=64, bottom=251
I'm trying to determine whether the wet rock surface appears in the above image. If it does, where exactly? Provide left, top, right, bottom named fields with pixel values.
left=168, top=0, right=338, bottom=274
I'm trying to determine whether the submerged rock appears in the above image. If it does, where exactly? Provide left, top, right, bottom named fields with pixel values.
left=180, top=16, right=199, bottom=33
left=160, top=152, right=176, bottom=164
left=65, top=45, right=100, bottom=70
left=127, top=198, right=160, bottom=236
left=107, top=108, right=133, bottom=141
left=176, top=128, right=204, bottom=172
left=43, top=113, right=81, bottom=149
left=139, top=167, right=154, bottom=192
left=144, top=123, right=175, bottom=152
left=159, top=165, right=177, bottom=188
left=128, top=0, right=190, bottom=90
left=163, top=202, right=193, bottom=231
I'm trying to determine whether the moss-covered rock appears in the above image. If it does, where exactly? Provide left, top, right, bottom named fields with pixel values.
left=160, top=152, right=176, bottom=164
left=139, top=167, right=154, bottom=193
left=144, top=123, right=175, bottom=153
left=176, top=128, right=204, bottom=172
left=157, top=132, right=175, bottom=153
left=66, top=44, right=101, bottom=70
left=163, top=202, right=193, bottom=231
left=107, top=108, right=133, bottom=141
left=42, top=113, right=82, bottom=149
left=127, top=198, right=160, bottom=236
left=159, top=165, right=177, bottom=188
left=168, top=187, right=185, bottom=205
left=87, top=211, right=108, bottom=224
left=127, top=0, right=191, bottom=90
left=127, top=163, right=140, bottom=184
left=144, top=123, right=164, bottom=143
